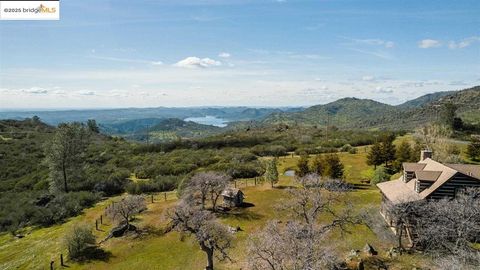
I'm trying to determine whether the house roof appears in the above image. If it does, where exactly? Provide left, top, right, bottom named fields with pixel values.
left=403, top=163, right=426, bottom=172
left=377, top=179, right=422, bottom=204
left=377, top=158, right=480, bottom=204
left=415, top=170, right=442, bottom=182
left=445, top=164, right=480, bottom=179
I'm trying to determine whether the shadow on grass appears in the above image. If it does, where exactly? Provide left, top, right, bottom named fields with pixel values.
left=238, top=202, right=255, bottom=208
left=217, top=209, right=263, bottom=221
left=73, top=247, right=113, bottom=264
left=352, top=183, right=371, bottom=190
left=274, top=185, right=296, bottom=190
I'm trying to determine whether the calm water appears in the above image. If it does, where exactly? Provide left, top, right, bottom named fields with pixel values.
left=184, top=115, right=228, bottom=127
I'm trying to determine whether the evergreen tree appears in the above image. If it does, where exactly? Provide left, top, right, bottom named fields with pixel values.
left=45, top=122, right=90, bottom=193
left=441, top=102, right=458, bottom=129
left=264, top=158, right=279, bottom=188
left=296, top=155, right=310, bottom=177
left=323, top=154, right=344, bottom=179
left=380, top=134, right=396, bottom=167
left=370, top=166, right=391, bottom=185
left=87, top=119, right=100, bottom=133
left=367, top=142, right=383, bottom=169
left=311, top=155, right=326, bottom=176
left=396, top=141, right=413, bottom=163
left=467, top=139, right=480, bottom=161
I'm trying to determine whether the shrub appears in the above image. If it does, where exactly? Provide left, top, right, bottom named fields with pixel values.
left=371, top=166, right=391, bottom=185
left=94, top=169, right=130, bottom=196
left=64, top=223, right=96, bottom=261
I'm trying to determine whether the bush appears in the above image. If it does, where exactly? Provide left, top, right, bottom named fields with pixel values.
left=94, top=169, right=130, bottom=196
left=251, top=145, right=287, bottom=156
left=340, top=144, right=353, bottom=152
left=32, top=191, right=101, bottom=226
left=64, top=223, right=96, bottom=261
left=371, top=166, right=391, bottom=185
left=126, top=175, right=185, bottom=194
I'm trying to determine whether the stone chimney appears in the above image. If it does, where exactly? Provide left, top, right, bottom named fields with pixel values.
left=420, top=150, right=433, bottom=161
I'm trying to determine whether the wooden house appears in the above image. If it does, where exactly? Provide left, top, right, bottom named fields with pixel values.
left=377, top=150, right=480, bottom=244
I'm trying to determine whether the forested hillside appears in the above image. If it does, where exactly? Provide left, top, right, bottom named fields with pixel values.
left=111, top=118, right=223, bottom=142
left=264, top=86, right=480, bottom=130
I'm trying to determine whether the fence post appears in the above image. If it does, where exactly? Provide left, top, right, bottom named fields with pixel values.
left=95, top=220, right=98, bottom=231
left=164, top=192, right=167, bottom=201
left=234, top=181, right=237, bottom=188
left=100, top=215, right=103, bottom=225
left=151, top=194, right=154, bottom=203
left=50, top=261, right=54, bottom=270
left=245, top=179, right=247, bottom=187
left=254, top=177, right=257, bottom=186
left=60, top=254, right=64, bottom=266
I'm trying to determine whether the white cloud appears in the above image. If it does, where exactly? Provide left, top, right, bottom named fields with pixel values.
left=449, top=80, right=469, bottom=86
left=89, top=55, right=163, bottom=65
left=218, top=52, right=231, bottom=58
left=448, top=36, right=480, bottom=49
left=22, top=87, right=48, bottom=94
left=418, top=39, right=441, bottom=49
left=341, top=37, right=395, bottom=48
left=77, top=90, right=96, bottom=96
left=362, top=75, right=375, bottom=82
left=375, top=86, right=393, bottom=94
left=174, top=57, right=222, bottom=68
left=350, top=48, right=393, bottom=60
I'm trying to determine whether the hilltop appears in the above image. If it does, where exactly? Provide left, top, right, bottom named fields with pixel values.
left=263, top=86, right=480, bottom=130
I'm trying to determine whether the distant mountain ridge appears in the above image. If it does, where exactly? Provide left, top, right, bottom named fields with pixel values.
left=0, top=107, right=300, bottom=126
left=263, top=86, right=480, bottom=129
left=397, top=91, right=455, bottom=109
left=1, top=86, right=478, bottom=135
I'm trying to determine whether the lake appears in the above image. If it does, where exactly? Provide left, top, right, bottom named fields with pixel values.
left=184, top=115, right=228, bottom=127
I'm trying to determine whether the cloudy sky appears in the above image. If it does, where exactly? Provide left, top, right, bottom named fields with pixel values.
left=0, top=0, right=479, bottom=109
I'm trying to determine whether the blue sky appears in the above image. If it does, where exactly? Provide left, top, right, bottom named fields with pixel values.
left=0, top=0, right=479, bottom=109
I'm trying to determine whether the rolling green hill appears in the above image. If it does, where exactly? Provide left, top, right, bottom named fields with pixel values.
left=397, top=91, right=455, bottom=109
left=125, top=118, right=223, bottom=142
left=264, top=97, right=399, bottom=128
left=263, top=86, right=480, bottom=130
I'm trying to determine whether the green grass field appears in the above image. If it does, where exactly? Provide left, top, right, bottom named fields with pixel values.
left=0, top=146, right=433, bottom=270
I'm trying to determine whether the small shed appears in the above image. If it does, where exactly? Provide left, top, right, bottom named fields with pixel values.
left=221, top=188, right=244, bottom=207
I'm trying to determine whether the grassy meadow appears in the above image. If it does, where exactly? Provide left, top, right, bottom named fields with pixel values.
left=0, top=146, right=435, bottom=270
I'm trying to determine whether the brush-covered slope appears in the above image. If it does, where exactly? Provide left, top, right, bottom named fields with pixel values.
left=398, top=91, right=455, bottom=109
left=126, top=118, right=223, bottom=142
left=263, top=86, right=480, bottom=130
left=264, top=97, right=399, bottom=128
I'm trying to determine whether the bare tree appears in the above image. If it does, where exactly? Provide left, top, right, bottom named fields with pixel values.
left=169, top=201, right=232, bottom=270
left=383, top=197, right=424, bottom=252
left=105, top=195, right=146, bottom=228
left=415, top=188, right=480, bottom=267
left=383, top=189, right=480, bottom=268
left=208, top=173, right=231, bottom=212
left=247, top=174, right=357, bottom=269
left=415, top=124, right=463, bottom=163
left=248, top=220, right=340, bottom=270
left=185, top=172, right=230, bottom=211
